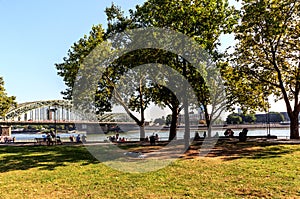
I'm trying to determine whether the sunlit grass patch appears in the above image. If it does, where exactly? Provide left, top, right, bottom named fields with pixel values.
left=0, top=142, right=299, bottom=198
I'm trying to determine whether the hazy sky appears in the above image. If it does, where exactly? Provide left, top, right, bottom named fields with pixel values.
left=0, top=0, right=286, bottom=119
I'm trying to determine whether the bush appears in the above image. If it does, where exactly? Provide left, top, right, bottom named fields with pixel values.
left=226, top=114, right=242, bottom=124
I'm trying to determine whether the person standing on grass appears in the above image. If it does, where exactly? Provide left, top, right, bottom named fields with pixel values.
left=76, top=134, right=81, bottom=143
left=150, top=134, right=156, bottom=145
left=82, top=134, right=87, bottom=143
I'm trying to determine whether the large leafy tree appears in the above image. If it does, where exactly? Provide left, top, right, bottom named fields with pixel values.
left=56, top=1, right=237, bottom=143
left=56, top=25, right=105, bottom=100
left=0, top=77, right=16, bottom=119
left=103, top=1, right=236, bottom=141
left=134, top=0, right=237, bottom=54
left=108, top=50, right=161, bottom=140
left=227, top=0, right=300, bottom=139
left=106, top=0, right=237, bottom=143
left=132, top=0, right=237, bottom=139
left=55, top=25, right=116, bottom=115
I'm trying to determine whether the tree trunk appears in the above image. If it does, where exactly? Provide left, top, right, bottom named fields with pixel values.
left=182, top=59, right=190, bottom=148
left=139, top=112, right=145, bottom=141
left=169, top=107, right=178, bottom=141
left=113, top=89, right=145, bottom=140
left=203, top=105, right=211, bottom=137
left=140, top=125, right=146, bottom=141
left=139, top=78, right=145, bottom=141
left=139, top=107, right=145, bottom=141
left=183, top=98, right=190, bottom=149
left=289, top=110, right=299, bottom=139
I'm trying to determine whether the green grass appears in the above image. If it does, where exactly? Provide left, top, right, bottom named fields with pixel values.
left=0, top=142, right=300, bottom=198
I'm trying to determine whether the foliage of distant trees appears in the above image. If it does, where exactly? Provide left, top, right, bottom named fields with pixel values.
left=226, top=112, right=286, bottom=124
left=153, top=116, right=166, bottom=126
left=226, top=113, right=256, bottom=124
left=255, top=112, right=285, bottom=123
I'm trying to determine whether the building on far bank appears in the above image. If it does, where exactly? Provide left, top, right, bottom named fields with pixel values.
left=178, top=108, right=206, bottom=125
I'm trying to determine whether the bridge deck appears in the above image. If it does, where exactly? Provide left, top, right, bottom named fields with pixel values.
left=0, top=121, right=136, bottom=125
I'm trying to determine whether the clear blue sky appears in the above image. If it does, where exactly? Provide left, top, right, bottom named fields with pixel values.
left=0, top=0, right=145, bottom=103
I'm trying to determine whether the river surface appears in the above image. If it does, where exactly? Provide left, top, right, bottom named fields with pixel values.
left=12, top=127, right=291, bottom=142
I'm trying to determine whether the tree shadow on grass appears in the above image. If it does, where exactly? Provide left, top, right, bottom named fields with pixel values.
left=109, top=140, right=300, bottom=161
left=5, top=141, right=295, bottom=172
left=184, top=140, right=300, bottom=161
left=0, top=145, right=99, bottom=172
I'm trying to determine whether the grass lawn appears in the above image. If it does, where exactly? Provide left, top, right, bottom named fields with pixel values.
left=0, top=141, right=300, bottom=198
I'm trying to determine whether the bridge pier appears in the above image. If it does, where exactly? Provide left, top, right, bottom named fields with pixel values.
left=0, top=125, right=11, bottom=136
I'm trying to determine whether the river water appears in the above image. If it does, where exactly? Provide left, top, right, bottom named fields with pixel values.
left=12, top=127, right=291, bottom=142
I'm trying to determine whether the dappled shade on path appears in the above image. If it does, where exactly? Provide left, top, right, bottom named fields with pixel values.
left=185, top=140, right=300, bottom=161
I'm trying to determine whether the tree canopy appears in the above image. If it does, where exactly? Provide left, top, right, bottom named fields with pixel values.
left=0, top=77, right=16, bottom=118
left=117, top=0, right=237, bottom=139
left=223, top=0, right=300, bottom=138
left=56, top=0, right=238, bottom=142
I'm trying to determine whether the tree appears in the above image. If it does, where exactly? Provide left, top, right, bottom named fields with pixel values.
left=225, top=112, right=256, bottom=124
left=0, top=77, right=16, bottom=119
left=110, top=62, right=154, bottom=140
left=56, top=1, right=237, bottom=143
left=132, top=0, right=238, bottom=140
left=153, top=118, right=166, bottom=125
left=226, top=113, right=242, bottom=124
left=165, top=114, right=172, bottom=126
left=103, top=1, right=238, bottom=143
left=227, top=0, right=300, bottom=138
left=244, top=114, right=256, bottom=123
left=56, top=25, right=106, bottom=100
left=56, top=17, right=164, bottom=140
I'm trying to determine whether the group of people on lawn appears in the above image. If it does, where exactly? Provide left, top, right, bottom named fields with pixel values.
left=43, top=131, right=62, bottom=145
left=108, top=133, right=126, bottom=142
left=69, top=134, right=86, bottom=143
left=193, top=128, right=248, bottom=141
left=107, top=133, right=160, bottom=145
left=0, top=136, right=15, bottom=143
left=42, top=131, right=87, bottom=145
left=224, top=128, right=248, bottom=141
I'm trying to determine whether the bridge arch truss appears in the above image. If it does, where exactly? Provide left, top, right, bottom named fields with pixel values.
left=5, top=100, right=73, bottom=121
left=4, top=100, right=133, bottom=123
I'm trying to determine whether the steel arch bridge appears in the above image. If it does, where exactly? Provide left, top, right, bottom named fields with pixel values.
left=5, top=100, right=72, bottom=121
left=4, top=100, right=132, bottom=122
